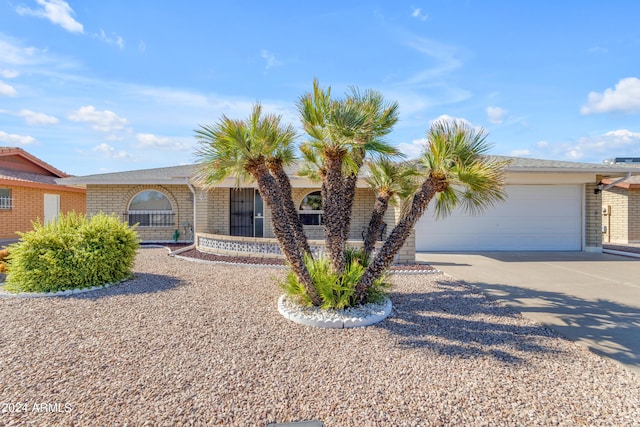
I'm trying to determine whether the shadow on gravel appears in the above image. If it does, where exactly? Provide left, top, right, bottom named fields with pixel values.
left=380, top=279, right=563, bottom=364
left=68, top=273, right=183, bottom=300
left=464, top=281, right=640, bottom=373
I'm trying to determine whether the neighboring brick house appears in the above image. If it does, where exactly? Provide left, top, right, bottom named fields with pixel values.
left=602, top=175, right=640, bottom=244
left=0, top=147, right=86, bottom=239
left=59, top=156, right=638, bottom=263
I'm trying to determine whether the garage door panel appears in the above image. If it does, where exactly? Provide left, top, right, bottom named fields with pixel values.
left=415, top=185, right=582, bottom=251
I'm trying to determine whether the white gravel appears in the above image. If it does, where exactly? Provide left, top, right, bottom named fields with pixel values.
left=0, top=247, right=638, bottom=426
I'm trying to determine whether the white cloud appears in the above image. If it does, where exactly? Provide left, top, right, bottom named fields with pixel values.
left=400, top=37, right=463, bottom=85
left=397, top=137, right=426, bottom=160
left=0, top=81, right=17, bottom=97
left=135, top=133, right=191, bottom=151
left=68, top=106, right=129, bottom=132
left=486, top=106, right=507, bottom=124
left=429, top=114, right=476, bottom=129
left=18, top=109, right=59, bottom=125
left=16, top=0, right=83, bottom=33
left=411, top=8, right=428, bottom=21
left=260, top=49, right=282, bottom=70
left=93, top=143, right=130, bottom=159
left=515, top=130, right=640, bottom=162
left=1, top=70, right=19, bottom=79
left=535, top=141, right=549, bottom=149
left=509, top=149, right=531, bottom=157
left=0, top=131, right=36, bottom=145
left=95, top=29, right=125, bottom=50
left=581, top=77, right=640, bottom=114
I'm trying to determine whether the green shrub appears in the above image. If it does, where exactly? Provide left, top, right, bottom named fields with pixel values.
left=3, top=212, right=139, bottom=293
left=280, top=248, right=391, bottom=309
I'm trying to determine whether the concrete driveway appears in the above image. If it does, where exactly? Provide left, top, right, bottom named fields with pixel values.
left=416, top=251, right=640, bottom=374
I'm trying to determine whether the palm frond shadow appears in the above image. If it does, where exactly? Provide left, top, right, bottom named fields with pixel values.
left=380, top=280, right=564, bottom=364
left=463, top=281, right=640, bottom=370
left=67, top=273, right=182, bottom=300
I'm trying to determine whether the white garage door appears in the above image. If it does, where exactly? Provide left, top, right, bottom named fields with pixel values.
left=415, top=185, right=582, bottom=251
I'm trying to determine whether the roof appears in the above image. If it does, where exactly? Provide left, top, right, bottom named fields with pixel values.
left=492, top=156, right=640, bottom=174
left=57, top=156, right=640, bottom=187
left=0, top=147, right=84, bottom=192
left=0, top=146, right=70, bottom=178
left=602, top=174, right=640, bottom=190
left=58, top=164, right=197, bottom=186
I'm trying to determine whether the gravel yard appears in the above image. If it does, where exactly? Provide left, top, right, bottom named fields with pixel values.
left=1, top=247, right=638, bottom=426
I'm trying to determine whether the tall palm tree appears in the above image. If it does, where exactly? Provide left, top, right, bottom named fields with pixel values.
left=262, top=116, right=312, bottom=256
left=362, top=159, right=420, bottom=257
left=354, top=119, right=509, bottom=303
left=194, top=104, right=321, bottom=305
left=297, top=79, right=400, bottom=273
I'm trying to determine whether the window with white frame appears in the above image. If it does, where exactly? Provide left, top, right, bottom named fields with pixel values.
left=298, top=191, right=323, bottom=225
left=127, top=190, right=174, bottom=227
left=0, top=188, right=11, bottom=209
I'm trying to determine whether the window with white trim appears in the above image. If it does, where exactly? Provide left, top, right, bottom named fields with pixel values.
left=298, top=191, right=323, bottom=225
left=0, top=188, right=11, bottom=210
left=127, top=190, right=174, bottom=227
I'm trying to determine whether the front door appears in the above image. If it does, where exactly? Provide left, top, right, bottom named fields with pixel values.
left=229, top=189, right=264, bottom=237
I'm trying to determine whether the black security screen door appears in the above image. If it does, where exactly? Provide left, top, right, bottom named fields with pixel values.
left=230, top=189, right=255, bottom=237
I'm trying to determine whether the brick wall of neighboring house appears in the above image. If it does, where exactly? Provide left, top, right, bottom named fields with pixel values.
left=86, top=184, right=194, bottom=243
left=0, top=184, right=86, bottom=239
left=585, top=182, right=603, bottom=251
left=602, top=186, right=629, bottom=244
left=629, top=188, right=640, bottom=243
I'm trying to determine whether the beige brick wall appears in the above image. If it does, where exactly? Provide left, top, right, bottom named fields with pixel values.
left=0, top=185, right=86, bottom=239
left=603, top=186, right=640, bottom=244
left=87, top=184, right=193, bottom=242
left=585, top=183, right=602, bottom=251
left=630, top=189, right=640, bottom=242
left=602, top=186, right=628, bottom=244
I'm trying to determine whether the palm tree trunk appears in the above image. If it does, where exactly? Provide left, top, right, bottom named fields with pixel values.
left=323, top=151, right=347, bottom=273
left=341, top=173, right=358, bottom=242
left=354, top=176, right=443, bottom=304
left=363, top=194, right=389, bottom=257
left=267, top=158, right=312, bottom=257
left=248, top=162, right=322, bottom=306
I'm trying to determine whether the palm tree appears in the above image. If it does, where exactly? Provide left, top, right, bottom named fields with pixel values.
left=263, top=119, right=312, bottom=256
left=362, top=159, right=420, bottom=257
left=354, top=119, right=509, bottom=303
left=297, top=79, right=400, bottom=273
left=194, top=104, right=321, bottom=305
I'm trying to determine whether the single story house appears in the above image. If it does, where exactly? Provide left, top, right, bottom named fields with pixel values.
left=602, top=174, right=640, bottom=244
left=0, top=147, right=86, bottom=239
left=58, top=156, right=638, bottom=263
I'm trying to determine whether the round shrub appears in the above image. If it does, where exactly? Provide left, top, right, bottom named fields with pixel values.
left=3, top=212, right=139, bottom=293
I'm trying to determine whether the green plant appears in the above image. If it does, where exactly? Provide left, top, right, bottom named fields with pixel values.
left=3, top=212, right=139, bottom=293
left=280, top=248, right=390, bottom=309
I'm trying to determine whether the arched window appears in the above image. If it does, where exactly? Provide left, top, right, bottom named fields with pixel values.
left=128, top=190, right=174, bottom=227
left=298, top=191, right=323, bottom=225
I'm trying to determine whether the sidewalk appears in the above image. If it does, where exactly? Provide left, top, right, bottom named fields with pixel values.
left=603, top=243, right=640, bottom=258
left=0, top=239, right=18, bottom=249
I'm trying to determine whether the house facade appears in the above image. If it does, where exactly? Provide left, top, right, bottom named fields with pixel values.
left=602, top=175, right=640, bottom=244
left=58, top=157, right=638, bottom=263
left=0, top=147, right=86, bottom=239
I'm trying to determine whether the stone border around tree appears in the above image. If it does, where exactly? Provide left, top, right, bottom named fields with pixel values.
left=277, top=294, right=393, bottom=328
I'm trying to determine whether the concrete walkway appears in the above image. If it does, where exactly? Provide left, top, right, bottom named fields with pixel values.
left=416, top=251, right=640, bottom=374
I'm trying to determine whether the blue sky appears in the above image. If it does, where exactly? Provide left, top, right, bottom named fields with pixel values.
left=1, top=1, right=640, bottom=176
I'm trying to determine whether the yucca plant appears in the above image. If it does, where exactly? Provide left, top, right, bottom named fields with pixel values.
left=280, top=248, right=390, bottom=309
